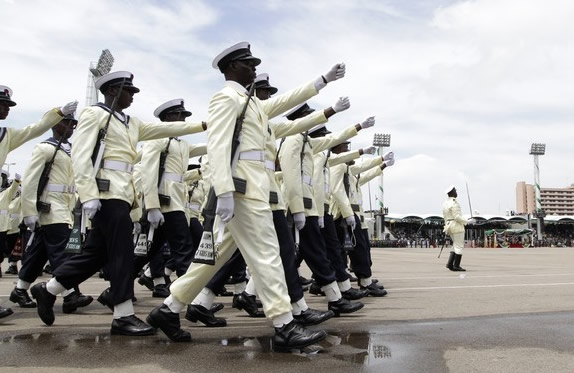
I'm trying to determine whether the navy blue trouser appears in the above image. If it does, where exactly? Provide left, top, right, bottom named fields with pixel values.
left=335, top=214, right=372, bottom=280
left=54, top=199, right=134, bottom=306
left=322, top=214, right=350, bottom=282
left=134, top=211, right=194, bottom=279
left=297, top=215, right=337, bottom=287
left=19, top=223, right=71, bottom=283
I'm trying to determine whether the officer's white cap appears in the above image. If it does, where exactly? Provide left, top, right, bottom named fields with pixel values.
left=308, top=124, right=331, bottom=135
left=153, top=98, right=192, bottom=118
left=250, top=73, right=278, bottom=95
left=444, top=185, right=456, bottom=194
left=284, top=103, right=315, bottom=120
left=0, top=85, right=17, bottom=107
left=95, top=71, right=140, bottom=94
left=212, top=42, right=261, bottom=72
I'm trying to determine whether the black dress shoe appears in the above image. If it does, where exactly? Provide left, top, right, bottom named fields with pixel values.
left=360, top=283, right=388, bottom=297
left=273, top=320, right=327, bottom=352
left=299, top=276, right=313, bottom=286
left=138, top=273, right=154, bottom=291
left=10, top=288, right=37, bottom=308
left=30, top=282, right=56, bottom=326
left=294, top=308, right=335, bottom=326
left=146, top=304, right=191, bottom=342
left=341, top=287, right=369, bottom=300
left=5, top=265, right=18, bottom=275
left=328, top=298, right=364, bottom=316
left=43, top=265, right=52, bottom=274
left=214, top=286, right=233, bottom=297
left=63, top=291, right=94, bottom=314
left=232, top=292, right=265, bottom=318
left=111, top=315, right=155, bottom=336
left=152, top=284, right=170, bottom=298
left=185, top=304, right=227, bottom=327
left=0, top=305, right=14, bottom=319
left=210, top=303, right=224, bottom=313
left=97, top=288, right=113, bottom=311
left=347, top=272, right=357, bottom=282
left=309, top=282, right=325, bottom=296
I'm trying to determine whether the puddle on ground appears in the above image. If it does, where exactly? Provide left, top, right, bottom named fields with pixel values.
left=1, top=330, right=396, bottom=370
left=219, top=331, right=396, bottom=368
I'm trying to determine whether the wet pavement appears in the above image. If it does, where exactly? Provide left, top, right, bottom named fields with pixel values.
left=1, top=246, right=574, bottom=372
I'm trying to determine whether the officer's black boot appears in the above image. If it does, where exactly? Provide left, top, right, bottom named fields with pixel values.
left=446, top=251, right=456, bottom=271
left=452, top=254, right=466, bottom=272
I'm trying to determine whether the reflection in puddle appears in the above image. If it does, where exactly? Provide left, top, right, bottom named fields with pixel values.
left=219, top=331, right=393, bottom=368
left=2, top=330, right=392, bottom=370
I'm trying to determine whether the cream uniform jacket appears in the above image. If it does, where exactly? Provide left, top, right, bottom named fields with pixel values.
left=129, top=163, right=143, bottom=223
left=279, top=125, right=359, bottom=217
left=268, top=110, right=328, bottom=212
left=357, top=165, right=383, bottom=229
left=21, top=139, right=75, bottom=226
left=0, top=108, right=63, bottom=167
left=330, top=156, right=383, bottom=220
left=7, top=192, right=21, bottom=235
left=140, top=138, right=206, bottom=213
left=443, top=197, right=466, bottom=235
left=0, top=180, right=20, bottom=232
left=184, top=171, right=206, bottom=221
left=207, top=80, right=319, bottom=201
left=313, top=149, right=361, bottom=217
left=72, top=105, right=205, bottom=205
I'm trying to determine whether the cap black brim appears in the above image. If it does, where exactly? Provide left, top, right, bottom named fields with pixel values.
left=0, top=99, right=17, bottom=107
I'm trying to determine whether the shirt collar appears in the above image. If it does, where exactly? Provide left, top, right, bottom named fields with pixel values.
left=224, top=80, right=248, bottom=95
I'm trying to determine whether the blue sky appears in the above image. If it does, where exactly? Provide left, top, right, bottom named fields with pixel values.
left=1, top=0, right=572, bottom=215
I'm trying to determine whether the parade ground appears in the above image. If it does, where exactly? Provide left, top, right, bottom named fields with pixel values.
left=1, top=246, right=573, bottom=373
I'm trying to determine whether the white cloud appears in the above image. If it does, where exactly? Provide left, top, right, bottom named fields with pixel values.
left=2, top=0, right=572, bottom=216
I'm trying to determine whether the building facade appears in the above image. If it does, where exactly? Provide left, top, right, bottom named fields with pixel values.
left=516, top=182, right=574, bottom=215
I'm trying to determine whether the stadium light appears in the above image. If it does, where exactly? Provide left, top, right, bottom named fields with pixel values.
left=530, top=142, right=546, bottom=241
left=372, top=133, right=391, bottom=240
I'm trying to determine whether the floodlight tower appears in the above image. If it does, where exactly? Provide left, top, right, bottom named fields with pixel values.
left=86, top=49, right=114, bottom=106
left=529, top=143, right=546, bottom=241
left=373, top=133, right=391, bottom=240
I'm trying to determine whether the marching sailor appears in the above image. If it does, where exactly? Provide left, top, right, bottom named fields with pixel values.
left=30, top=71, right=207, bottom=336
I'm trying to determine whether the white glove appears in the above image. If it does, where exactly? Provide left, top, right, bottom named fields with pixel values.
left=468, top=218, right=477, bottom=225
left=293, top=212, right=306, bottom=231
left=360, top=116, right=375, bottom=129
left=147, top=208, right=165, bottom=229
left=216, top=192, right=234, bottom=223
left=14, top=173, right=22, bottom=182
left=383, top=151, right=394, bottom=161
left=324, top=63, right=346, bottom=83
left=333, top=96, right=350, bottom=113
left=383, top=158, right=395, bottom=167
left=318, top=216, right=325, bottom=229
left=60, top=101, right=78, bottom=116
left=133, top=221, right=142, bottom=235
left=24, top=215, right=39, bottom=232
left=83, top=199, right=101, bottom=219
left=362, top=146, right=376, bottom=155
left=345, top=215, right=356, bottom=230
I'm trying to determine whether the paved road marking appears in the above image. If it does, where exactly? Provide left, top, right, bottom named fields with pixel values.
left=392, top=282, right=574, bottom=291
left=385, top=273, right=574, bottom=280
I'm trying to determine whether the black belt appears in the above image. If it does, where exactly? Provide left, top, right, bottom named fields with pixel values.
left=269, top=191, right=279, bottom=204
